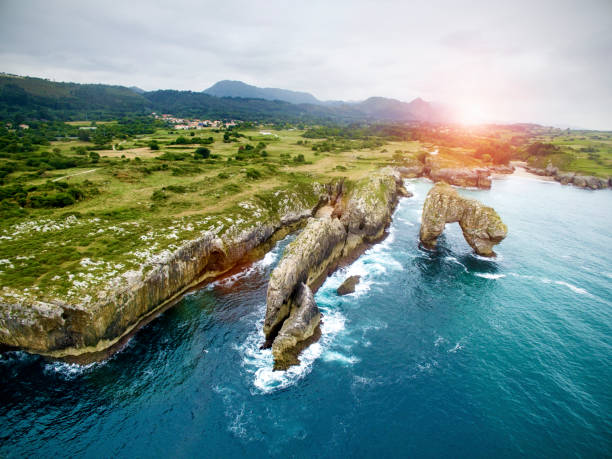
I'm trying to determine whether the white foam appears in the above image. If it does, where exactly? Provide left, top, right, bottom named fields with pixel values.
left=448, top=342, right=463, bottom=353
left=43, top=360, right=99, bottom=379
left=322, top=351, right=360, bottom=365
left=258, top=251, right=278, bottom=268
left=240, top=308, right=349, bottom=394
left=445, top=256, right=468, bottom=273
left=554, top=280, right=589, bottom=295
left=474, top=273, right=506, bottom=280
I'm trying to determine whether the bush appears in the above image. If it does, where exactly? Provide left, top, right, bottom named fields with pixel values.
left=151, top=189, right=167, bottom=201
left=194, top=147, right=211, bottom=159
left=149, top=140, right=160, bottom=150
left=293, top=154, right=305, bottom=163
left=89, top=151, right=100, bottom=163
left=245, top=168, right=262, bottom=179
left=173, top=136, right=189, bottom=145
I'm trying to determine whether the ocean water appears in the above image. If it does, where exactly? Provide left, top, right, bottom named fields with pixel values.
left=1, top=176, right=611, bottom=458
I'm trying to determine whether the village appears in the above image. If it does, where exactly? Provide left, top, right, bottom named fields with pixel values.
left=152, top=112, right=239, bottom=130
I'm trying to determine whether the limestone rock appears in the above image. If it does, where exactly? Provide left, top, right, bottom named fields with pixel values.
left=428, top=167, right=492, bottom=189
left=264, top=217, right=346, bottom=340
left=488, top=164, right=515, bottom=174
left=545, top=162, right=559, bottom=176
left=555, top=172, right=575, bottom=185
left=419, top=182, right=507, bottom=256
left=337, top=276, right=360, bottom=295
left=271, top=283, right=321, bottom=369
left=397, top=165, right=424, bottom=178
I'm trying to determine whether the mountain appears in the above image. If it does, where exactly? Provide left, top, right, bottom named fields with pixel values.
left=349, top=97, right=452, bottom=122
left=203, top=80, right=321, bottom=105
left=0, top=73, right=453, bottom=123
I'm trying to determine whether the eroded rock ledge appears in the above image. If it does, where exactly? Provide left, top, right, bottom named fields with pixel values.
left=419, top=182, right=507, bottom=256
left=264, top=168, right=408, bottom=366
left=0, top=182, right=341, bottom=360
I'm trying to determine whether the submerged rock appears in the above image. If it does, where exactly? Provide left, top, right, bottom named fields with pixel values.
left=337, top=275, right=360, bottom=295
left=271, top=283, right=321, bottom=369
left=419, top=182, right=507, bottom=256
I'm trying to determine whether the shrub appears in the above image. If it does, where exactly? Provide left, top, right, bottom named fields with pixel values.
left=89, top=151, right=100, bottom=163
left=245, top=168, right=262, bottom=179
left=194, top=147, right=211, bottom=159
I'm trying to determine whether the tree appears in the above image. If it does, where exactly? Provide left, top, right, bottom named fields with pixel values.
left=194, top=147, right=210, bottom=159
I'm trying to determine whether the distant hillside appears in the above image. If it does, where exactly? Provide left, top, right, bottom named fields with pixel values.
left=349, top=97, right=452, bottom=122
left=204, top=80, right=321, bottom=105
left=0, top=73, right=453, bottom=123
left=0, top=74, right=151, bottom=120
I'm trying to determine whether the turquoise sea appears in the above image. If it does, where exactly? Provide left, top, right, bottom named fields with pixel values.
left=1, top=175, right=611, bottom=457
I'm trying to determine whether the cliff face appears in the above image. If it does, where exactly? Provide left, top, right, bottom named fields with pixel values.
left=419, top=182, right=507, bottom=256
left=0, top=182, right=337, bottom=359
left=264, top=168, right=406, bottom=365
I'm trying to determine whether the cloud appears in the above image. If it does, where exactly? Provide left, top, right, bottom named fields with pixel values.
left=0, top=0, right=611, bottom=128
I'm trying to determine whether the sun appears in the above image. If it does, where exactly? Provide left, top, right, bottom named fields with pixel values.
left=457, top=106, right=488, bottom=125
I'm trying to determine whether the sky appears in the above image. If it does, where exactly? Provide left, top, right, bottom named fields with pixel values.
left=0, top=0, right=611, bottom=129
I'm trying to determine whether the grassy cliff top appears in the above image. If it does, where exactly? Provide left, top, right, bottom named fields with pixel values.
left=0, top=127, right=422, bottom=305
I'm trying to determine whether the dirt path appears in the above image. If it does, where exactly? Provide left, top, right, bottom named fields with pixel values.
left=52, top=169, right=98, bottom=182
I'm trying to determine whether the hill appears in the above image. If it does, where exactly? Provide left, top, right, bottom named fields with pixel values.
left=0, top=73, right=452, bottom=123
left=204, top=80, right=321, bottom=105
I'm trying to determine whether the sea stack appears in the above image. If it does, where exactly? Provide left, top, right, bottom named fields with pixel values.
left=419, top=182, right=507, bottom=256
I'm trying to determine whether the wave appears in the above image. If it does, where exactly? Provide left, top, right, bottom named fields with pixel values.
left=445, top=256, right=469, bottom=273
left=474, top=273, right=506, bottom=280
left=448, top=342, right=463, bottom=353
left=43, top=360, right=101, bottom=380
left=554, top=280, right=589, bottom=295
left=239, top=308, right=349, bottom=394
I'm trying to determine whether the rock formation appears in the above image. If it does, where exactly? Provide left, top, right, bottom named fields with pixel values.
left=419, top=182, right=507, bottom=256
left=525, top=162, right=611, bottom=190
left=271, top=283, right=320, bottom=370
left=264, top=168, right=408, bottom=366
left=428, top=167, right=492, bottom=189
left=337, top=276, right=360, bottom=295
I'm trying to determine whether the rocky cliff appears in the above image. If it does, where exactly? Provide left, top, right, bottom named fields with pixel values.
left=0, top=182, right=339, bottom=360
left=264, top=168, right=407, bottom=365
left=419, top=182, right=507, bottom=256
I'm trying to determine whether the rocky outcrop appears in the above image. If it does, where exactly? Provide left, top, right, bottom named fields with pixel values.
left=525, top=162, right=611, bottom=190
left=428, top=167, right=492, bottom=189
left=264, top=216, right=346, bottom=340
left=0, top=182, right=340, bottom=360
left=488, top=164, right=515, bottom=174
left=337, top=275, right=360, bottom=295
left=271, top=283, right=320, bottom=370
left=419, top=182, right=507, bottom=256
left=264, top=168, right=407, bottom=365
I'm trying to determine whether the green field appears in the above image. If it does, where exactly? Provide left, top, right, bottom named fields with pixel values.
left=524, top=128, right=612, bottom=177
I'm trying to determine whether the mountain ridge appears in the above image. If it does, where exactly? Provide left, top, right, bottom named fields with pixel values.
left=0, top=73, right=452, bottom=123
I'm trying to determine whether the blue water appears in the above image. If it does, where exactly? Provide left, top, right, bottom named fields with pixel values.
left=1, top=176, right=611, bottom=458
